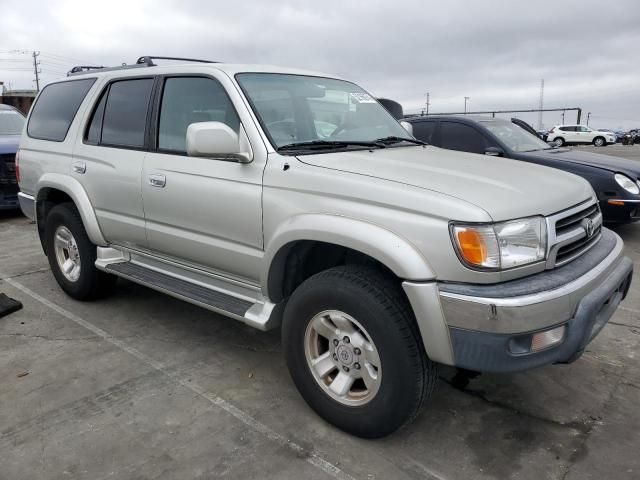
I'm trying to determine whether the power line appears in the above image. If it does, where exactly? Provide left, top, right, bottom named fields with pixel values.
left=40, top=51, right=96, bottom=65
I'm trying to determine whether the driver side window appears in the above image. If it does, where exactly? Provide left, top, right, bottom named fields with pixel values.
left=158, top=77, right=240, bottom=153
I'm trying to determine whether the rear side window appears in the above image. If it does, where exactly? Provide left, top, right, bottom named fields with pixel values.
left=440, top=122, right=488, bottom=154
left=27, top=78, right=95, bottom=141
left=101, top=78, right=154, bottom=148
left=411, top=121, right=436, bottom=143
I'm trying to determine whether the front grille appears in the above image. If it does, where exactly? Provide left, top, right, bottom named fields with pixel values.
left=547, top=199, right=603, bottom=268
left=0, top=154, right=17, bottom=186
left=555, top=227, right=602, bottom=266
left=555, top=203, right=598, bottom=236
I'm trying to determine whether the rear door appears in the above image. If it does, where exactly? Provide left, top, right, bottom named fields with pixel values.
left=73, top=77, right=154, bottom=248
left=562, top=126, right=579, bottom=142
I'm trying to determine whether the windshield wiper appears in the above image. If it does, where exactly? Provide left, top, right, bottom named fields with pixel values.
left=374, top=136, right=427, bottom=146
left=277, top=140, right=386, bottom=152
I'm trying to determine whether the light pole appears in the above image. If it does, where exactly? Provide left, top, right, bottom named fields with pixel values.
left=586, top=112, right=591, bottom=126
left=464, top=96, right=470, bottom=114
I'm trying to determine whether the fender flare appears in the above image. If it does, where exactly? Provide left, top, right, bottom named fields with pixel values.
left=36, top=173, right=107, bottom=246
left=263, top=214, right=435, bottom=300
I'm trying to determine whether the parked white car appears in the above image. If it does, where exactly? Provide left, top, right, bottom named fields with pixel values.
left=547, top=125, right=616, bottom=147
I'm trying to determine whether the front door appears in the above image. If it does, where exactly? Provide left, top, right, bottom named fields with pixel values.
left=141, top=75, right=264, bottom=283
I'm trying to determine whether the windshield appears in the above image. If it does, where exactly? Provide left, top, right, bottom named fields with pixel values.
left=236, top=73, right=411, bottom=149
left=0, top=109, right=25, bottom=135
left=482, top=121, right=551, bottom=152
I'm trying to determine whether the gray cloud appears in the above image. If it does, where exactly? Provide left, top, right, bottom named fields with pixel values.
left=2, top=0, right=640, bottom=128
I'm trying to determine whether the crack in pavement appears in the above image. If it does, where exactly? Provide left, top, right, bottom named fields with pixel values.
left=0, top=332, right=102, bottom=341
left=440, top=376, right=594, bottom=434
left=0, top=268, right=50, bottom=281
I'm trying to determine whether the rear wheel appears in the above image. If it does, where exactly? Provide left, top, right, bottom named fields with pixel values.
left=553, top=137, right=565, bottom=147
left=593, top=136, right=605, bottom=147
left=45, top=203, right=116, bottom=300
left=282, top=265, right=437, bottom=438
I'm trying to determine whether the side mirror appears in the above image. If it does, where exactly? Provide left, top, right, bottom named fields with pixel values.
left=484, top=146, right=504, bottom=157
left=186, top=121, right=253, bottom=163
left=400, top=121, right=413, bottom=135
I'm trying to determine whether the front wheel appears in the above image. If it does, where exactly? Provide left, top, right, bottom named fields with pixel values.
left=282, top=266, right=437, bottom=438
left=593, top=137, right=605, bottom=147
left=553, top=137, right=565, bottom=147
left=45, top=203, right=116, bottom=300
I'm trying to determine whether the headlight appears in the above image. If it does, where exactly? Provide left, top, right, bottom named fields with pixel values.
left=451, top=216, right=547, bottom=270
left=614, top=173, right=640, bottom=194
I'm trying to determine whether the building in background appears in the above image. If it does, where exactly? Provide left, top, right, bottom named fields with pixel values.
left=0, top=82, right=36, bottom=115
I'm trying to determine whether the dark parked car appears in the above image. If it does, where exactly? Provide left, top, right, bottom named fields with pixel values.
left=0, top=104, right=25, bottom=210
left=405, top=115, right=640, bottom=224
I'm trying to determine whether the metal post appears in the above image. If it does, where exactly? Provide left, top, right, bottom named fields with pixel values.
left=586, top=112, right=591, bottom=126
left=425, top=92, right=430, bottom=115
left=464, top=96, right=470, bottom=114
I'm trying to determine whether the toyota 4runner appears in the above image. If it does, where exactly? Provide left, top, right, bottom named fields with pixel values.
left=17, top=56, right=633, bottom=438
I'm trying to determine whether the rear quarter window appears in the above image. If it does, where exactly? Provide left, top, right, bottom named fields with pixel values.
left=27, top=78, right=96, bottom=142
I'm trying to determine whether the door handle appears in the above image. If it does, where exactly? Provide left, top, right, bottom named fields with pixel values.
left=148, top=173, right=166, bottom=188
left=72, top=161, right=86, bottom=174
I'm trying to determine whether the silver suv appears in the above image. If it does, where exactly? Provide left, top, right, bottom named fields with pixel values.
left=17, top=56, right=633, bottom=438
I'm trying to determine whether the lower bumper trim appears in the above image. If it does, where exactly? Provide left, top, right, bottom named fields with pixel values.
left=448, top=256, right=633, bottom=373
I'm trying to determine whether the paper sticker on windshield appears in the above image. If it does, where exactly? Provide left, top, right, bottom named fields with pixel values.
left=349, top=92, right=376, bottom=103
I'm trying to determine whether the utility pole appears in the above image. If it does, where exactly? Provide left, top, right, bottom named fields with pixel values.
left=586, top=112, right=591, bottom=126
left=538, top=79, right=544, bottom=130
left=425, top=92, right=430, bottom=115
left=32, top=51, right=41, bottom=91
left=464, top=96, right=470, bottom=114
left=561, top=111, right=565, bottom=124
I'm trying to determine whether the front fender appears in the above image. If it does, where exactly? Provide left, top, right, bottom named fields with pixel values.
left=37, top=173, right=107, bottom=246
left=263, top=213, right=435, bottom=298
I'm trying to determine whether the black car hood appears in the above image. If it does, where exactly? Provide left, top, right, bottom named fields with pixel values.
left=519, top=148, right=640, bottom=177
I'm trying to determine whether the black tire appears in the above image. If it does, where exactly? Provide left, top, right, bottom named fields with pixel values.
left=554, top=137, right=565, bottom=147
left=593, top=136, right=605, bottom=147
left=282, top=265, right=437, bottom=438
left=44, top=203, right=116, bottom=300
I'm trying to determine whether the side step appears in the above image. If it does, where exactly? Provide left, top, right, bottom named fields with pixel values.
left=106, top=262, right=253, bottom=317
left=95, top=247, right=278, bottom=330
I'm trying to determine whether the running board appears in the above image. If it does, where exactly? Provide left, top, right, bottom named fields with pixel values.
left=96, top=250, right=278, bottom=331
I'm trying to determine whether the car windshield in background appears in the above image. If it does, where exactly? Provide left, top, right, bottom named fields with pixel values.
left=0, top=110, right=26, bottom=135
left=482, top=121, right=552, bottom=152
left=235, top=73, right=411, bottom=150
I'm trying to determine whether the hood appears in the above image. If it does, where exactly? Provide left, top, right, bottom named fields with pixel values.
left=0, top=135, right=20, bottom=155
left=297, top=145, right=593, bottom=221
left=520, top=148, right=640, bottom=178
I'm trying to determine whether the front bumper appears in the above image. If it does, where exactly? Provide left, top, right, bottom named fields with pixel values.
left=0, top=189, right=19, bottom=210
left=437, top=228, right=633, bottom=372
left=601, top=198, right=640, bottom=224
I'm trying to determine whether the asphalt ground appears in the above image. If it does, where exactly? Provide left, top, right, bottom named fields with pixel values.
left=1, top=147, right=639, bottom=479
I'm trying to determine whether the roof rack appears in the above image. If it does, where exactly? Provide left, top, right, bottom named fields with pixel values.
left=67, top=55, right=218, bottom=77
left=68, top=65, right=105, bottom=74
left=135, top=56, right=218, bottom=66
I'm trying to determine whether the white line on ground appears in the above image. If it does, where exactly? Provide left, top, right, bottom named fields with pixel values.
left=3, top=275, right=356, bottom=480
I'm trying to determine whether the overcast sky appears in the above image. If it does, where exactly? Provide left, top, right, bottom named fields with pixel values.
left=2, top=0, right=640, bottom=129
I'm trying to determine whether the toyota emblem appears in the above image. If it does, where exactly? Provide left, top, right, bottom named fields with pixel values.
left=582, top=218, right=595, bottom=238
